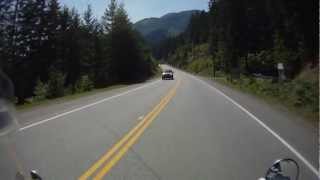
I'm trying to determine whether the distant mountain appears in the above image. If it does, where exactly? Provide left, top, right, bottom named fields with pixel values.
left=133, top=10, right=199, bottom=46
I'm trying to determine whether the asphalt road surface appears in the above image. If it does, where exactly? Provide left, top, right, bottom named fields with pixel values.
left=1, top=65, right=318, bottom=180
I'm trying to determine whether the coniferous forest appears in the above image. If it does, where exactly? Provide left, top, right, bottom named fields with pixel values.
left=0, top=0, right=156, bottom=103
left=155, top=0, right=318, bottom=120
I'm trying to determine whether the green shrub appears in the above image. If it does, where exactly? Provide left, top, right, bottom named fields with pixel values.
left=33, top=79, right=48, bottom=101
left=47, top=71, right=66, bottom=98
left=238, top=76, right=318, bottom=117
left=187, top=58, right=213, bottom=74
left=217, top=65, right=318, bottom=121
left=74, top=75, right=94, bottom=93
left=293, top=80, right=319, bottom=112
left=64, top=86, right=73, bottom=95
left=247, top=50, right=275, bottom=75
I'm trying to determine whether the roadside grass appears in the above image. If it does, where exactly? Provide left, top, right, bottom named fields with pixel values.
left=17, top=69, right=162, bottom=111
left=17, top=84, right=127, bottom=111
left=154, top=65, right=163, bottom=78
left=212, top=74, right=318, bottom=123
left=218, top=78, right=319, bottom=122
left=185, top=65, right=318, bottom=123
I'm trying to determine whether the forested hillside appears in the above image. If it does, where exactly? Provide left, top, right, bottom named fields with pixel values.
left=134, top=10, right=198, bottom=46
left=157, top=0, right=318, bottom=120
left=0, top=0, right=156, bottom=104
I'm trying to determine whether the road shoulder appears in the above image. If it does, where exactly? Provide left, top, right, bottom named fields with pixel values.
left=196, top=75, right=318, bottom=168
left=17, top=79, right=160, bottom=127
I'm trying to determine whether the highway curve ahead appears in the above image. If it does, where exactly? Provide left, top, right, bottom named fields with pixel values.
left=1, top=65, right=318, bottom=180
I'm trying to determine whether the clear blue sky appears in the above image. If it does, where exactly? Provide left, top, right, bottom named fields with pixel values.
left=59, top=0, right=209, bottom=23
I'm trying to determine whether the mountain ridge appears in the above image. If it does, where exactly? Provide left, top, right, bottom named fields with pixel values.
left=133, top=10, right=200, bottom=45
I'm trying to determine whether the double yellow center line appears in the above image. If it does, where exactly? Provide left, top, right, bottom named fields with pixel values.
left=79, top=80, right=181, bottom=180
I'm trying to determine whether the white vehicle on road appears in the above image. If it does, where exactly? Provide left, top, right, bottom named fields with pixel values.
left=162, top=69, right=174, bottom=80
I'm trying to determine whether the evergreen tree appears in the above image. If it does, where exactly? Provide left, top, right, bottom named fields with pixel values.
left=10, top=0, right=48, bottom=103
left=0, top=0, right=15, bottom=69
left=44, top=0, right=60, bottom=73
left=83, top=4, right=98, bottom=33
left=80, top=5, right=95, bottom=78
left=101, top=0, right=117, bottom=33
left=64, top=8, right=82, bottom=85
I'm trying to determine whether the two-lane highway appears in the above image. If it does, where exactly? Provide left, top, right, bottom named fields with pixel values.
left=1, top=65, right=318, bottom=179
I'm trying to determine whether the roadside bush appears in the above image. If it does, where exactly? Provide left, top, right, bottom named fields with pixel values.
left=292, top=80, right=319, bottom=112
left=47, top=71, right=66, bottom=98
left=64, top=86, right=73, bottom=95
left=247, top=50, right=275, bottom=76
left=33, top=79, right=48, bottom=101
left=230, top=74, right=318, bottom=120
left=74, top=75, right=94, bottom=93
left=187, top=58, right=213, bottom=74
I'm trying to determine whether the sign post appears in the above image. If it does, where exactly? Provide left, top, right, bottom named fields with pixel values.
left=277, top=63, right=285, bottom=82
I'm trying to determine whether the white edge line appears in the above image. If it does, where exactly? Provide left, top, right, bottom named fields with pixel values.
left=188, top=74, right=319, bottom=176
left=19, top=80, right=161, bottom=131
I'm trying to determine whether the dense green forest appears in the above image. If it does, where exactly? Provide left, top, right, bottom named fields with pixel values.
left=156, top=0, right=318, bottom=119
left=0, top=0, right=157, bottom=104
left=158, top=0, right=318, bottom=76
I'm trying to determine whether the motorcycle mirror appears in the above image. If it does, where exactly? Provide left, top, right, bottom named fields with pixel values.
left=259, top=159, right=300, bottom=180
left=0, top=70, right=17, bottom=137
left=0, top=100, right=17, bottom=137
left=30, top=170, right=42, bottom=180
